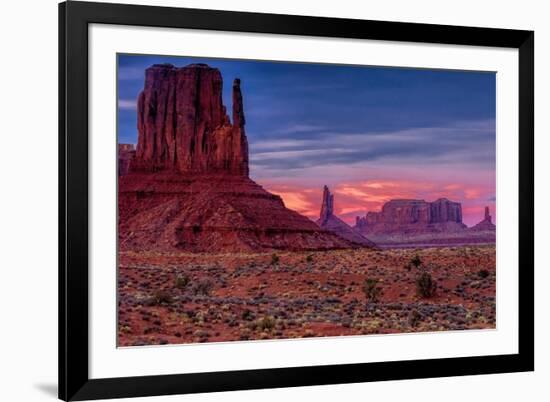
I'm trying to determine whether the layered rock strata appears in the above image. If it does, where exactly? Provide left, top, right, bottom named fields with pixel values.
left=355, top=198, right=467, bottom=235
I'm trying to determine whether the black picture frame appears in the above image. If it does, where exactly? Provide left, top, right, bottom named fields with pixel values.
left=59, top=1, right=534, bottom=400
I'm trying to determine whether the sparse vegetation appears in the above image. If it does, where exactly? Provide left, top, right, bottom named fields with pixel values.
left=478, top=269, right=490, bottom=279
left=410, top=254, right=422, bottom=269
left=256, top=316, right=276, bottom=332
left=150, top=289, right=173, bottom=305
left=409, top=310, right=422, bottom=327
left=192, top=278, right=214, bottom=296
left=363, top=278, right=383, bottom=303
left=415, top=272, right=437, bottom=298
left=242, top=309, right=254, bottom=321
left=174, top=274, right=190, bottom=289
left=119, top=246, right=496, bottom=346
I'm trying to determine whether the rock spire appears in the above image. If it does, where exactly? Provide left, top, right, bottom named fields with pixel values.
left=319, top=185, right=335, bottom=224
left=484, top=206, right=492, bottom=223
left=316, top=186, right=377, bottom=247
left=470, top=206, right=496, bottom=231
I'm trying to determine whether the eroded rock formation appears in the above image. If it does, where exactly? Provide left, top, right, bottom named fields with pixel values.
left=132, top=63, right=248, bottom=176
left=355, top=198, right=467, bottom=235
left=318, top=185, right=334, bottom=223
left=119, top=64, right=355, bottom=252
left=470, top=206, right=496, bottom=231
left=316, top=186, right=377, bottom=247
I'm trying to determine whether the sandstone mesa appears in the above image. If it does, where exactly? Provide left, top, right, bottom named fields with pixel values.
left=354, top=199, right=495, bottom=247
left=355, top=198, right=467, bottom=235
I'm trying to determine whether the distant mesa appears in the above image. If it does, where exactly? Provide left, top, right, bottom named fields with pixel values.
left=355, top=198, right=467, bottom=235
left=470, top=206, right=496, bottom=231
left=118, top=63, right=357, bottom=252
left=354, top=199, right=495, bottom=247
left=316, top=186, right=377, bottom=247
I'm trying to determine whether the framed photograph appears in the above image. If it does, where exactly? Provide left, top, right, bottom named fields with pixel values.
left=59, top=1, right=534, bottom=400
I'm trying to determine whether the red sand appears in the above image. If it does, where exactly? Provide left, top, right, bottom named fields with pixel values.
left=118, top=245, right=496, bottom=346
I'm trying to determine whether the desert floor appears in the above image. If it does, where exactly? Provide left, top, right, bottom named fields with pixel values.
left=117, top=245, right=496, bottom=346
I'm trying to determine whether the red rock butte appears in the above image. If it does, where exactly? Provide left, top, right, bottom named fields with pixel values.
left=132, top=63, right=248, bottom=176
left=119, top=63, right=361, bottom=252
left=355, top=198, right=467, bottom=235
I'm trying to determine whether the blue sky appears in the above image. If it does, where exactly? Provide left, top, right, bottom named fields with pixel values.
left=117, top=53, right=496, bottom=225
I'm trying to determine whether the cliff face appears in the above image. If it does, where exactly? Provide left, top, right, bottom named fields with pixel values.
left=355, top=198, right=466, bottom=234
left=316, top=186, right=377, bottom=247
left=132, top=63, right=248, bottom=176
left=119, top=64, right=355, bottom=252
left=430, top=198, right=463, bottom=223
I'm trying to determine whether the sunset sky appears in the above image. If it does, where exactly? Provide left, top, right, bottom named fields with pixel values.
left=118, top=54, right=496, bottom=227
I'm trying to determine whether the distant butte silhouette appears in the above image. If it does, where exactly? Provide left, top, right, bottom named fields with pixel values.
left=354, top=198, right=495, bottom=247
left=316, top=186, right=377, bottom=247
left=355, top=198, right=467, bottom=235
left=470, top=206, right=496, bottom=231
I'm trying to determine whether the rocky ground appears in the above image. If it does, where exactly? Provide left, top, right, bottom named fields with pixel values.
left=117, top=245, right=496, bottom=346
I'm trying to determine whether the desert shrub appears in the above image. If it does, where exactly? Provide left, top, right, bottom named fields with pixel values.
left=192, top=278, right=214, bottom=296
left=242, top=309, right=255, bottom=321
left=306, top=254, right=313, bottom=263
left=410, top=254, right=422, bottom=269
left=415, top=272, right=437, bottom=298
left=150, top=289, right=173, bottom=305
left=409, top=310, right=422, bottom=327
left=256, top=316, right=276, bottom=332
left=271, top=253, right=280, bottom=265
left=363, top=278, right=383, bottom=303
left=174, top=274, right=190, bottom=289
left=477, top=269, right=490, bottom=279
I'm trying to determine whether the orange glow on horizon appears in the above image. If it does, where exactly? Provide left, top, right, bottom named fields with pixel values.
left=264, top=179, right=495, bottom=227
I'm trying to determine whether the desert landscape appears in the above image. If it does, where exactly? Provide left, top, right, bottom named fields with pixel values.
left=118, top=246, right=495, bottom=346
left=117, top=61, right=496, bottom=346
